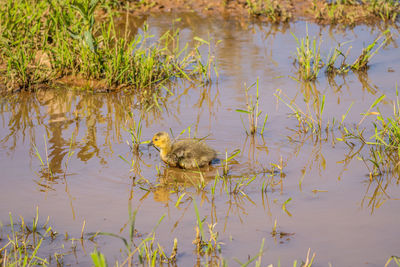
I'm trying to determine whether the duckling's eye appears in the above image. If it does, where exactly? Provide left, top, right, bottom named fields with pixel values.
left=154, top=138, right=158, bottom=141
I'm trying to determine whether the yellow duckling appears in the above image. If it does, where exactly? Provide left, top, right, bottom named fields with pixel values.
left=151, top=131, right=217, bottom=169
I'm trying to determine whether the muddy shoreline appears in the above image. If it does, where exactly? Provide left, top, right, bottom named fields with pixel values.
left=126, top=0, right=399, bottom=25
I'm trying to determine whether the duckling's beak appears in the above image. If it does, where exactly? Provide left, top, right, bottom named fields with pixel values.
left=148, top=140, right=160, bottom=152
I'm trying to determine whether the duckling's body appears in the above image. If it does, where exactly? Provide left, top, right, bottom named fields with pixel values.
left=151, top=132, right=216, bottom=169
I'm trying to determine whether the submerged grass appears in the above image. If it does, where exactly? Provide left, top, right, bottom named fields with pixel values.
left=89, top=205, right=178, bottom=266
left=293, top=28, right=390, bottom=81
left=0, top=205, right=318, bottom=266
left=236, top=78, right=268, bottom=135
left=0, top=0, right=215, bottom=92
left=339, top=91, right=400, bottom=177
left=335, top=90, right=400, bottom=212
left=385, top=255, right=400, bottom=267
left=0, top=208, right=63, bottom=266
left=192, top=200, right=222, bottom=256
left=126, top=113, right=149, bottom=152
left=274, top=88, right=327, bottom=137
left=350, top=29, right=390, bottom=71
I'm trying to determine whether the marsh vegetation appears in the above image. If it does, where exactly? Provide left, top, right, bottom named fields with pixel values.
left=1, top=1, right=400, bottom=266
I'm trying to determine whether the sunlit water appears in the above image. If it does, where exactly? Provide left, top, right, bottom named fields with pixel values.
left=1, top=13, right=400, bottom=266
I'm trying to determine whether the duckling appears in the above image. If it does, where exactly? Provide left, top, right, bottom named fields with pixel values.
left=151, top=131, right=217, bottom=169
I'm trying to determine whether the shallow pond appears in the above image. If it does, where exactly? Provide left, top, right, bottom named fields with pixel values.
left=1, top=13, right=400, bottom=266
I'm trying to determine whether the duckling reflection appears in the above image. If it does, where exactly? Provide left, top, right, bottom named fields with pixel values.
left=159, top=166, right=217, bottom=185
left=150, top=131, right=217, bottom=169
left=153, top=166, right=218, bottom=204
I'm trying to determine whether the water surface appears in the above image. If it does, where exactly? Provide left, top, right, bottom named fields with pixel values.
left=1, top=13, right=400, bottom=266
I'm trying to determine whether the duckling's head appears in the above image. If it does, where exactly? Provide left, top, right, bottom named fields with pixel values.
left=151, top=131, right=171, bottom=150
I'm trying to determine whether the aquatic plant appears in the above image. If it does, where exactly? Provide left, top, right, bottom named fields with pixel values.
left=338, top=92, right=400, bottom=176
left=335, top=91, right=400, bottom=213
left=281, top=197, right=293, bottom=217
left=294, top=248, right=316, bottom=267
left=91, top=249, right=108, bottom=267
left=126, top=113, right=149, bottom=152
left=385, top=255, right=400, bottom=267
left=222, top=149, right=241, bottom=176
left=0, top=208, right=64, bottom=266
left=192, top=36, right=219, bottom=84
left=325, top=42, right=352, bottom=75
left=350, top=29, right=390, bottom=71
left=233, top=239, right=265, bottom=266
left=295, top=28, right=390, bottom=79
left=192, top=198, right=224, bottom=266
left=274, top=88, right=326, bottom=137
left=89, top=206, right=176, bottom=266
left=236, top=78, right=268, bottom=135
left=292, top=28, right=323, bottom=82
left=360, top=94, right=400, bottom=176
left=32, top=135, right=54, bottom=181
left=234, top=240, right=314, bottom=267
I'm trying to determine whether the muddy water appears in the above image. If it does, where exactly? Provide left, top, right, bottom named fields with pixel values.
left=1, top=13, right=400, bottom=266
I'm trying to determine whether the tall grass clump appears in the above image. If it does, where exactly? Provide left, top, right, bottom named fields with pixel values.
left=313, top=0, right=360, bottom=25
left=247, top=0, right=292, bottom=22
left=0, top=0, right=51, bottom=89
left=292, top=27, right=323, bottom=82
left=364, top=0, right=400, bottom=22
left=312, top=0, right=400, bottom=25
left=0, top=0, right=216, bottom=92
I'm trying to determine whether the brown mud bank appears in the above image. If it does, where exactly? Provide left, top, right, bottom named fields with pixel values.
left=126, top=0, right=400, bottom=25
